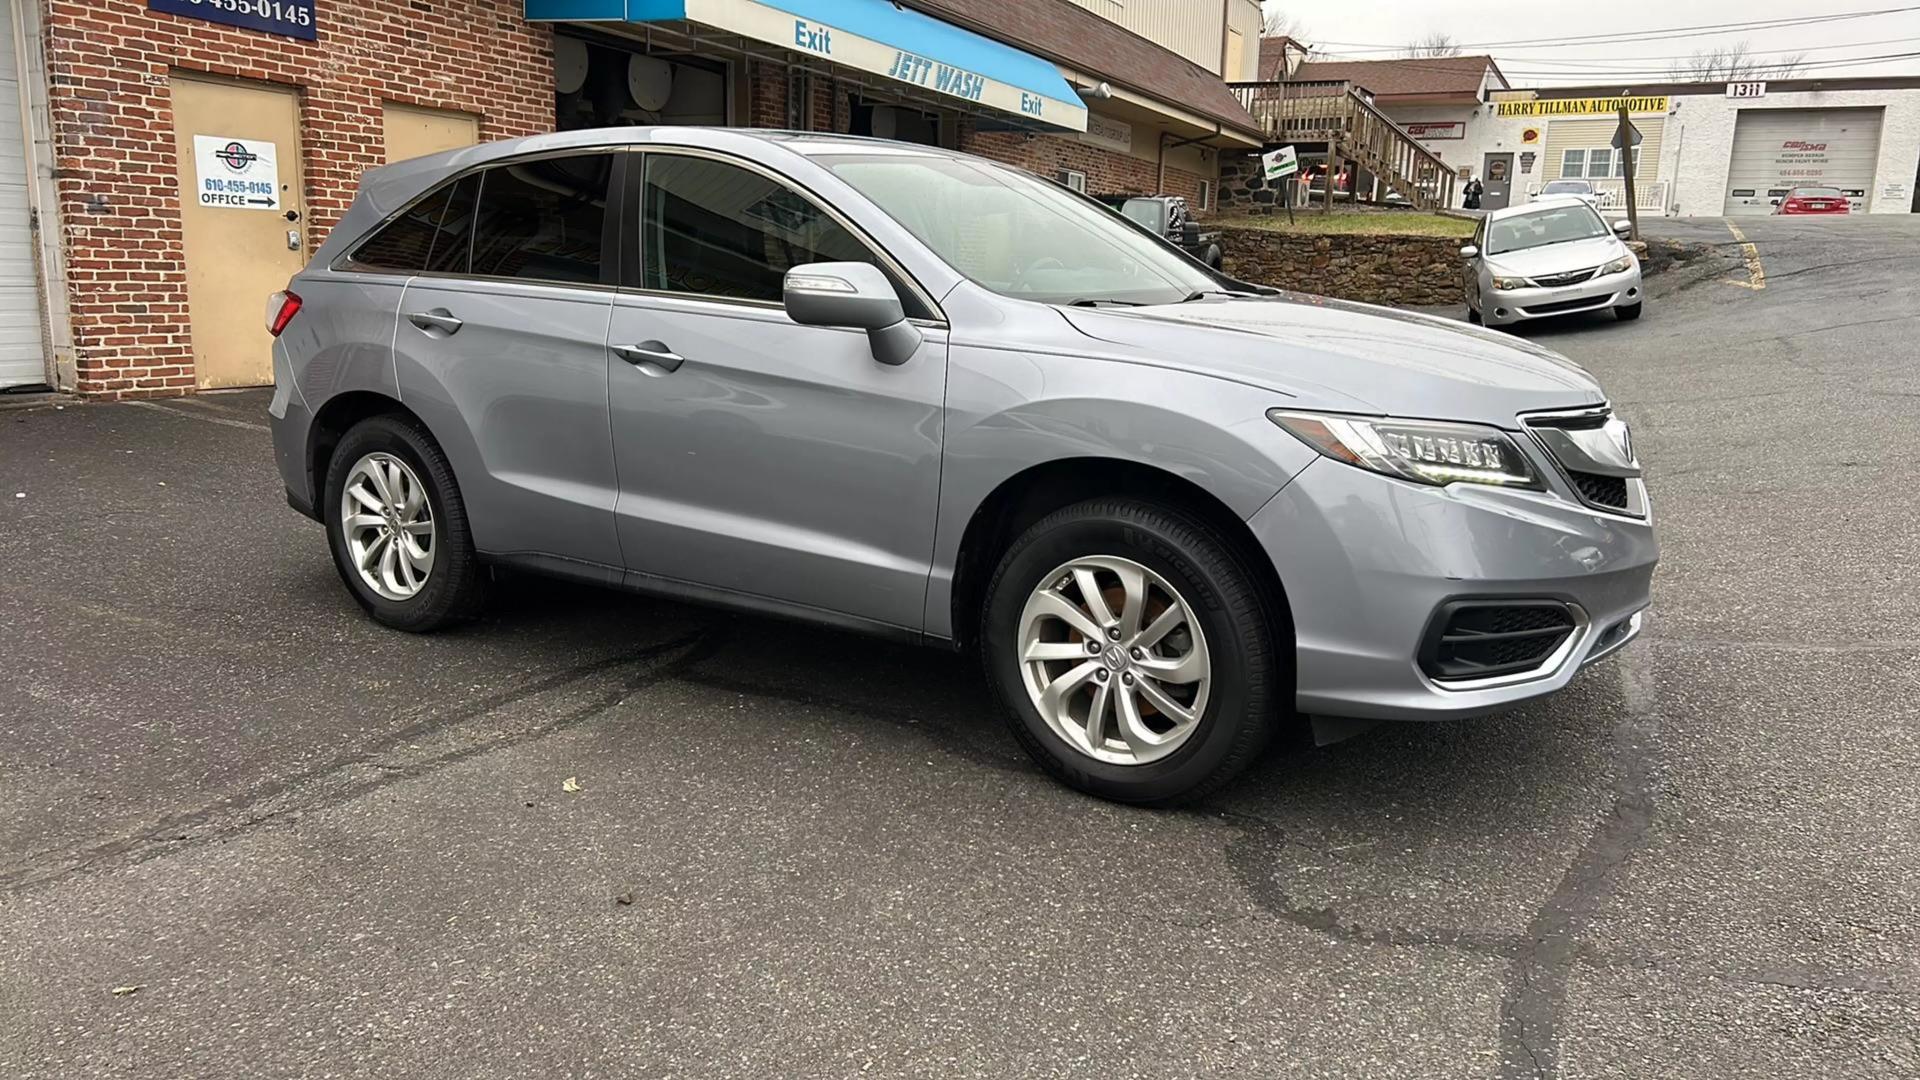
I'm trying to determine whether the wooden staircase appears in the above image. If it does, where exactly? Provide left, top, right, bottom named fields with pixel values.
left=1228, top=80, right=1458, bottom=212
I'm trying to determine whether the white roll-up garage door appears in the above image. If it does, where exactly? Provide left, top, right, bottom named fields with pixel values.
left=1723, top=107, right=1885, bottom=216
left=1, top=0, right=50, bottom=389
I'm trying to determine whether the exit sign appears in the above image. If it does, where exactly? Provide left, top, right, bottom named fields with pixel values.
left=1726, top=81, right=1767, bottom=99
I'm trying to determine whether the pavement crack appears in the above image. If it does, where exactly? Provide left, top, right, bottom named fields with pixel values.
left=1495, top=646, right=1661, bottom=1079
left=1209, top=807, right=1523, bottom=957
left=0, top=626, right=727, bottom=893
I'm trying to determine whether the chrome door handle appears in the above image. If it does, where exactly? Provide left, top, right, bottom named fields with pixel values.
left=406, top=310, right=463, bottom=334
left=612, top=342, right=685, bottom=374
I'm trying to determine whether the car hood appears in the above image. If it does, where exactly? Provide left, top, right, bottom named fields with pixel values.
left=1059, top=292, right=1603, bottom=425
left=1484, top=236, right=1625, bottom=278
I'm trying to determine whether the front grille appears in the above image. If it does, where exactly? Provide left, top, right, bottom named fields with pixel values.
left=1530, top=267, right=1598, bottom=288
left=1569, top=470, right=1629, bottom=511
left=1520, top=296, right=1609, bottom=316
left=1422, top=602, right=1578, bottom=682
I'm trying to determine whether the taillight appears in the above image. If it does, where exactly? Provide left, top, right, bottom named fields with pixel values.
left=267, top=290, right=302, bottom=337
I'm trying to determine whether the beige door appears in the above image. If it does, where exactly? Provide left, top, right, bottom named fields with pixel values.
left=172, top=76, right=306, bottom=389
left=382, top=102, right=478, bottom=164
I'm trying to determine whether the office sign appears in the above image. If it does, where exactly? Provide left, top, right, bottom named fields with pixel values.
left=1262, top=146, right=1298, bottom=180
left=1495, top=96, right=1668, bottom=118
left=192, top=135, right=282, bottom=211
left=148, top=0, right=316, bottom=40
left=1403, top=121, right=1464, bottom=140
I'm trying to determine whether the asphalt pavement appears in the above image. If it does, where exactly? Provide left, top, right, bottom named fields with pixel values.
left=3, top=214, right=1917, bottom=1079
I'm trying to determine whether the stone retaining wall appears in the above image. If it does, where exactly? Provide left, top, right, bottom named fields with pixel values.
left=1219, top=227, right=1466, bottom=307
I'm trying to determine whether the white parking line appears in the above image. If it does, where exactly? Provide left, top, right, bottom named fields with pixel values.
left=125, top=399, right=270, bottom=432
left=1723, top=220, right=1767, bottom=290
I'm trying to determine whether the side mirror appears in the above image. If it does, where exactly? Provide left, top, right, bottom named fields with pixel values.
left=1611, top=219, right=1632, bottom=236
left=1459, top=245, right=1480, bottom=259
left=783, top=262, right=922, bottom=366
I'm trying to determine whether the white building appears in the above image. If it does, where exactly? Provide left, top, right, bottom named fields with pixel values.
left=1251, top=41, right=1920, bottom=217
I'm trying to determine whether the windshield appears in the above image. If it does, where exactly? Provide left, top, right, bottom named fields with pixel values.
left=1793, top=187, right=1844, bottom=198
left=1541, top=180, right=1590, bottom=194
left=819, top=153, right=1219, bottom=306
left=1487, top=203, right=1609, bottom=255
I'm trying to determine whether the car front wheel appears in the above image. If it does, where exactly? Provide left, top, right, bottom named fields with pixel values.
left=980, top=498, right=1283, bottom=805
left=323, top=415, right=487, bottom=631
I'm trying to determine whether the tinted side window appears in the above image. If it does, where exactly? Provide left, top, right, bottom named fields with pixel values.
left=422, top=174, right=479, bottom=274
left=468, top=154, right=614, bottom=284
left=642, top=154, right=922, bottom=315
left=353, top=181, right=459, bottom=271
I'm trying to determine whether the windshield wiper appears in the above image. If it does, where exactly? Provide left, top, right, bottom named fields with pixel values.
left=1179, top=289, right=1248, bottom=302
left=1065, top=298, right=1146, bottom=307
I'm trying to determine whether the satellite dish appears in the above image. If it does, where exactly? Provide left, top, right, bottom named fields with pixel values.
left=627, top=55, right=673, bottom=112
left=553, top=36, right=589, bottom=96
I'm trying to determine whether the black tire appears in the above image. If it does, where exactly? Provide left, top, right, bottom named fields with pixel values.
left=1615, top=301, right=1643, bottom=321
left=1466, top=304, right=1483, bottom=325
left=979, top=498, right=1285, bottom=806
left=323, top=415, right=488, bottom=632
left=1203, top=244, right=1224, bottom=270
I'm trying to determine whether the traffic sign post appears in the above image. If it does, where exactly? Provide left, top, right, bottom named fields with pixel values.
left=1614, top=108, right=1640, bottom=242
left=1261, top=146, right=1299, bottom=224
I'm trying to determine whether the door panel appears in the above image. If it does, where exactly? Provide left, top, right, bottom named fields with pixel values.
left=381, top=102, right=478, bottom=164
left=607, top=294, right=946, bottom=632
left=172, top=76, right=308, bottom=388
left=0, top=0, right=47, bottom=388
left=393, top=278, right=620, bottom=567
left=1481, top=153, right=1514, bottom=211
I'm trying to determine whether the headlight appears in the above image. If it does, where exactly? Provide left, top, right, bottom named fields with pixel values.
left=1490, top=274, right=1530, bottom=290
left=1269, top=410, right=1543, bottom=489
left=1602, top=254, right=1634, bottom=275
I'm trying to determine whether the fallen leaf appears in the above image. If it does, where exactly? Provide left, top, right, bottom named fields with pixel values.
left=110, top=985, right=141, bottom=996
left=561, top=776, right=581, bottom=793
left=613, top=889, right=636, bottom=906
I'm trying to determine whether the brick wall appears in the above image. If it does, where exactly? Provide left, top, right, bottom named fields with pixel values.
left=45, top=0, right=552, bottom=397
left=961, top=130, right=1210, bottom=205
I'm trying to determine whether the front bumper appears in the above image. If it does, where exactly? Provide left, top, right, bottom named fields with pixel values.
left=1250, top=457, right=1657, bottom=722
left=1483, top=266, right=1642, bottom=325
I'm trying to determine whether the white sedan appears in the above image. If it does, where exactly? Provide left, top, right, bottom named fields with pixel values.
left=1461, top=200, right=1644, bottom=327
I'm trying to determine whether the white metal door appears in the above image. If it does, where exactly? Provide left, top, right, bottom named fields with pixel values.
left=0, top=0, right=49, bottom=388
left=1723, top=107, right=1885, bottom=216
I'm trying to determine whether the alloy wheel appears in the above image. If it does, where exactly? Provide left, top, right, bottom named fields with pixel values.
left=339, top=452, right=436, bottom=601
left=1016, top=555, right=1212, bottom=766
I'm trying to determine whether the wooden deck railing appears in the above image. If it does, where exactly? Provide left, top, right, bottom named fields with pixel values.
left=1227, top=80, right=1458, bottom=212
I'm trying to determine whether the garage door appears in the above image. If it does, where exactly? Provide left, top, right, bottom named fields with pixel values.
left=0, top=0, right=50, bottom=389
left=1723, top=107, right=1884, bottom=216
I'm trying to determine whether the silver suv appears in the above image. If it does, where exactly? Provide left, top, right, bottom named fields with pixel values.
left=268, top=128, right=1657, bottom=805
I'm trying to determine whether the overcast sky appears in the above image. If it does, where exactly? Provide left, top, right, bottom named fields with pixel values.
left=1262, top=0, right=1920, bottom=85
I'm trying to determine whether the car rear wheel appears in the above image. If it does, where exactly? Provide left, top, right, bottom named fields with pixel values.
left=323, top=415, right=487, bottom=632
left=980, top=498, right=1282, bottom=805
left=1615, top=302, right=1643, bottom=322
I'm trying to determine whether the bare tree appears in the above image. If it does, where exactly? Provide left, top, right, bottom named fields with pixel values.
left=1403, top=33, right=1462, bottom=58
left=1668, top=40, right=1806, bottom=81
left=1261, top=6, right=1307, bottom=39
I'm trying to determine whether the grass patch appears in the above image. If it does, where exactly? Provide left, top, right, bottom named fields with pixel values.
left=1222, top=211, right=1476, bottom=238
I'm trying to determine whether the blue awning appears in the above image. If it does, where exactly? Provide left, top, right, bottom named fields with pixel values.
left=524, top=0, right=1089, bottom=132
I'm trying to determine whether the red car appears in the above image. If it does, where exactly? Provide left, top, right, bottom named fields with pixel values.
left=1774, top=186, right=1851, bottom=214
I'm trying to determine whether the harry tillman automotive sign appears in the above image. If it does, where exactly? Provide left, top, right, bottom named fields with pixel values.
left=1495, top=96, right=1669, bottom=118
